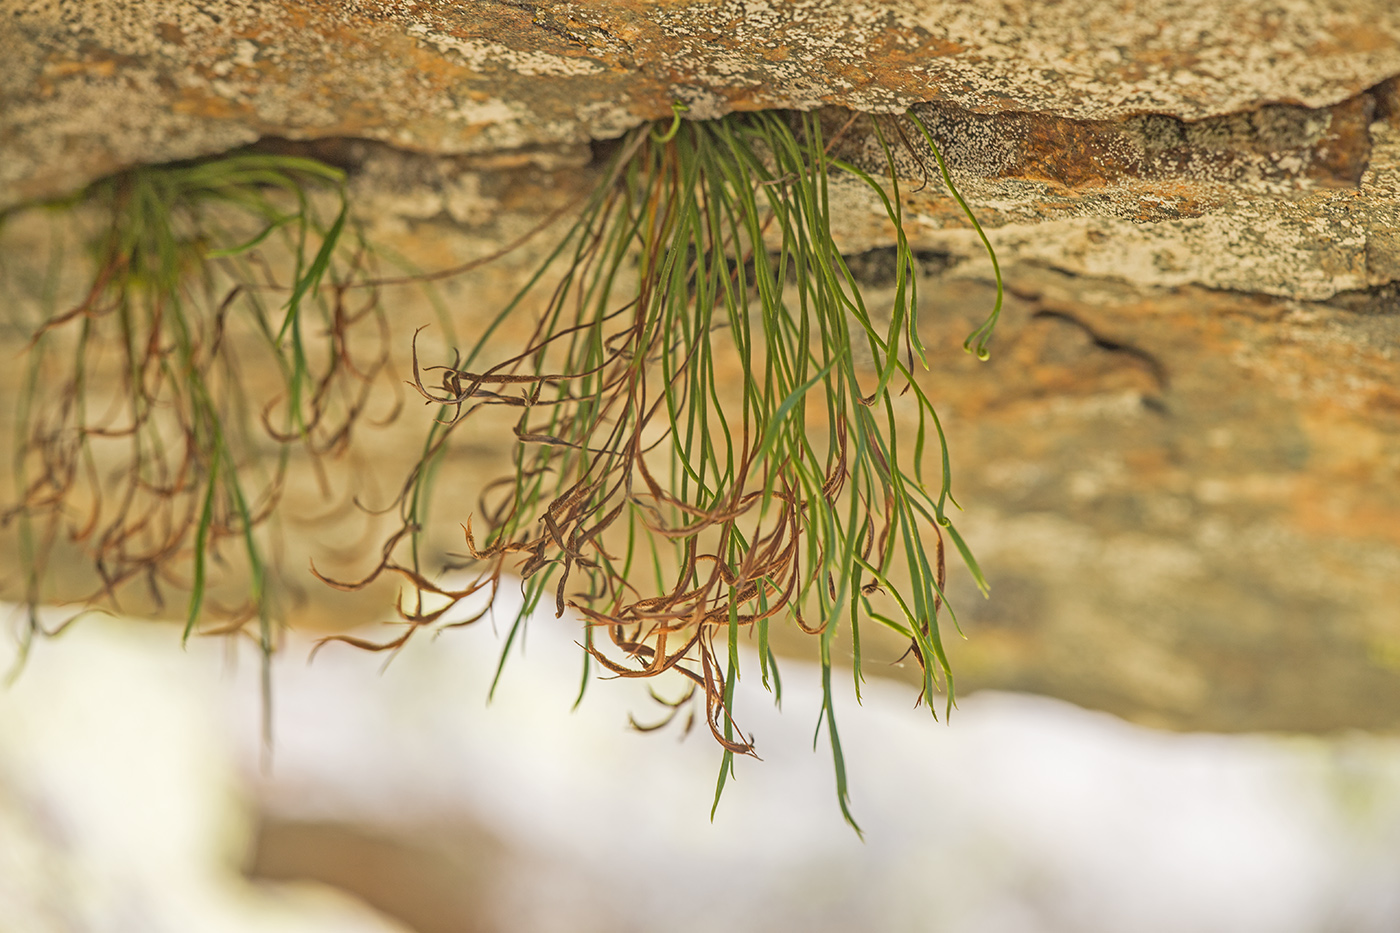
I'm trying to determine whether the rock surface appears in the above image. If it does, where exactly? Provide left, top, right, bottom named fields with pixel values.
left=2, top=1, right=1400, bottom=735
left=918, top=267, right=1400, bottom=733
left=4, top=0, right=1400, bottom=188
left=5, top=1, right=1400, bottom=297
left=827, top=90, right=1400, bottom=297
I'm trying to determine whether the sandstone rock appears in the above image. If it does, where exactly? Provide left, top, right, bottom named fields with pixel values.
left=6, top=1, right=1399, bottom=298
left=906, top=268, right=1400, bottom=733
left=5, top=0, right=1400, bottom=204
left=3, top=0, right=1400, bottom=736
left=822, top=87, right=1400, bottom=297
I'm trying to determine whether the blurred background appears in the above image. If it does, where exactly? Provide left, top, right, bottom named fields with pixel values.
left=4, top=589, right=1400, bottom=933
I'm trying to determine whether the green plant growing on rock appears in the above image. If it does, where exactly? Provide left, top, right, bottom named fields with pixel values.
left=3, top=153, right=393, bottom=729
left=319, top=106, right=1003, bottom=831
left=2, top=104, right=1000, bottom=829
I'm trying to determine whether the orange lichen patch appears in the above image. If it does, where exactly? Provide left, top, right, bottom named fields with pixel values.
left=1006, top=99, right=1373, bottom=191
left=8, top=0, right=1400, bottom=217
left=44, top=58, right=119, bottom=80
left=1017, top=115, right=1143, bottom=189
left=169, top=87, right=257, bottom=122
left=908, top=32, right=968, bottom=59
left=1130, top=181, right=1219, bottom=217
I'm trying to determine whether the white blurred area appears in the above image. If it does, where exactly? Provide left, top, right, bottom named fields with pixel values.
left=4, top=588, right=1400, bottom=933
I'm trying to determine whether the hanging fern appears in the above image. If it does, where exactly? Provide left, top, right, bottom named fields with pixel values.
left=317, top=106, right=1003, bottom=832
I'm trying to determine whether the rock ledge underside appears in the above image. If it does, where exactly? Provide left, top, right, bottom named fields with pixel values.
left=3, top=0, right=1400, bottom=734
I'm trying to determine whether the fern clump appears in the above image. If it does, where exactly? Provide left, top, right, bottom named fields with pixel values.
left=321, top=107, right=1002, bottom=831
left=4, top=106, right=1000, bottom=829
left=4, top=153, right=390, bottom=734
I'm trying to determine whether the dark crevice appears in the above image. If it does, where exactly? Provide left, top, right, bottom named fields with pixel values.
left=1030, top=308, right=1171, bottom=393
left=246, top=136, right=374, bottom=173
left=824, top=81, right=1388, bottom=193
left=1368, top=74, right=1400, bottom=125
left=842, top=245, right=957, bottom=288
left=1327, top=281, right=1400, bottom=316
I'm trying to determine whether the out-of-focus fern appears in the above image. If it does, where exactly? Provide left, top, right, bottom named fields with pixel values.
left=4, top=153, right=392, bottom=740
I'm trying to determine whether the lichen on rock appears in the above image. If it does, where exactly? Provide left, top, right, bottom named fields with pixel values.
left=3, top=0, right=1400, bottom=736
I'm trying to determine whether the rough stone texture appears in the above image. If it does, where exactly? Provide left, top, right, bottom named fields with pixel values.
left=5, top=0, right=1400, bottom=204
left=3, top=1, right=1400, bottom=735
left=5, top=1, right=1400, bottom=299
left=908, top=269, right=1400, bottom=733
left=818, top=89, right=1400, bottom=298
